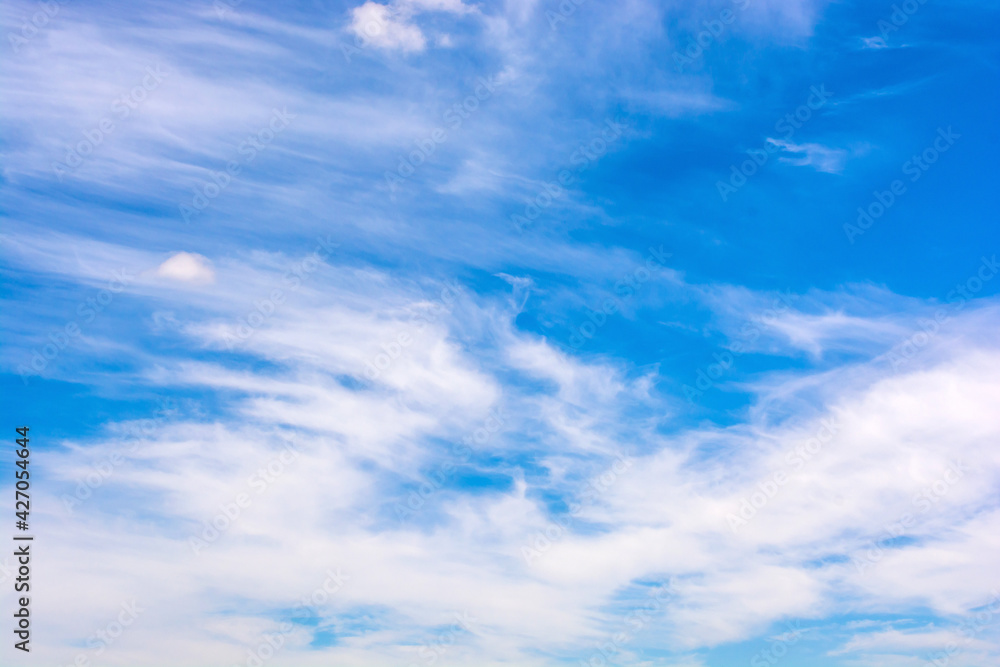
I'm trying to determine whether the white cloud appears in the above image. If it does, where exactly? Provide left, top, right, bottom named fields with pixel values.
left=862, top=36, right=889, bottom=49
left=349, top=2, right=426, bottom=52
left=0, top=1, right=997, bottom=662
left=347, top=0, right=475, bottom=53
left=5, top=238, right=1000, bottom=665
left=155, top=252, right=216, bottom=284
left=767, top=138, right=849, bottom=173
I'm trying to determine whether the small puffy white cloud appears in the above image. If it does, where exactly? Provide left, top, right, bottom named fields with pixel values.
left=155, top=252, right=216, bottom=284
left=348, top=0, right=472, bottom=53
left=349, top=2, right=427, bottom=52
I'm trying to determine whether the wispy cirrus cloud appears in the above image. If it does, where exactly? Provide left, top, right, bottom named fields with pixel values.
left=767, top=137, right=850, bottom=173
left=2, top=0, right=998, bottom=664
left=4, top=227, right=1000, bottom=664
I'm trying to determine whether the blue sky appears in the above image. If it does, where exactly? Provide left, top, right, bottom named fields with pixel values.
left=1, top=0, right=999, bottom=665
